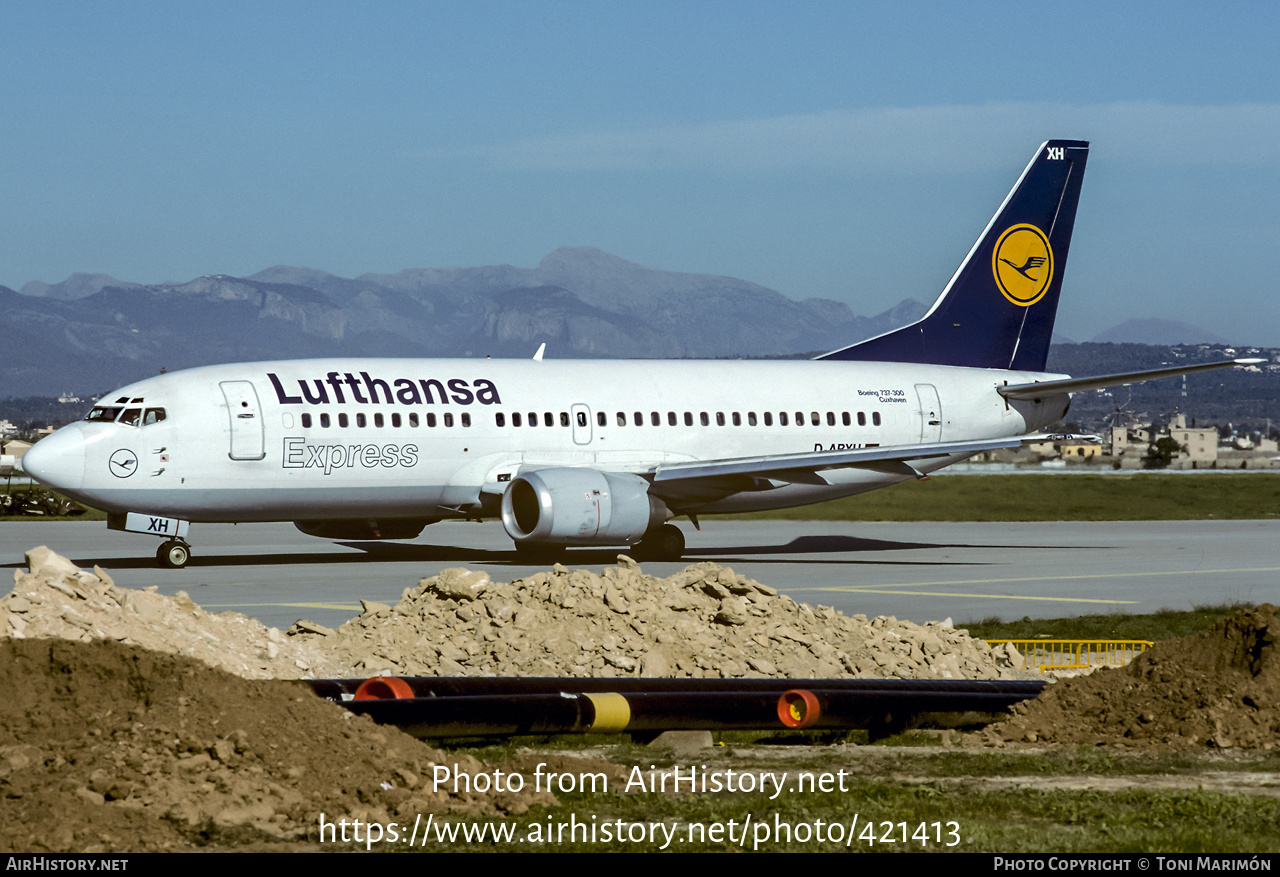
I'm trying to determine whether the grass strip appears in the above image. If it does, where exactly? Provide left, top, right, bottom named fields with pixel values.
left=712, top=473, right=1280, bottom=522
left=964, top=601, right=1256, bottom=641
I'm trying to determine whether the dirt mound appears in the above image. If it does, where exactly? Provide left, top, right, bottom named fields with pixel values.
left=2, top=547, right=1030, bottom=683
left=1, top=546, right=349, bottom=678
left=296, top=559, right=1029, bottom=681
left=0, top=637, right=558, bottom=852
left=989, top=604, right=1280, bottom=749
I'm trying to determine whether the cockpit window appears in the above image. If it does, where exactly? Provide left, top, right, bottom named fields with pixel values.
left=84, top=403, right=164, bottom=425
left=85, top=406, right=123, bottom=422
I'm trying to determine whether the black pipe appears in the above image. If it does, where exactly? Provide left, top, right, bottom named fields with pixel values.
left=307, top=676, right=1044, bottom=700
left=321, top=679, right=1046, bottom=738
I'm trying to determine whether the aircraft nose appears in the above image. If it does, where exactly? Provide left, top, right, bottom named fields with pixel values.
left=22, top=424, right=87, bottom=490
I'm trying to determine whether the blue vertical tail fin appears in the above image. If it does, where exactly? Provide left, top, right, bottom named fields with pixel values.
left=819, top=139, right=1089, bottom=371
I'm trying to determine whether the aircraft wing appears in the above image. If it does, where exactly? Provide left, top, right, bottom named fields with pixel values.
left=998, top=358, right=1262, bottom=400
left=651, top=436, right=1028, bottom=485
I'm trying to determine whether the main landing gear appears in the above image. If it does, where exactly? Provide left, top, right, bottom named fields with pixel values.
left=508, top=523, right=686, bottom=564
left=630, top=523, right=685, bottom=562
left=156, top=539, right=191, bottom=569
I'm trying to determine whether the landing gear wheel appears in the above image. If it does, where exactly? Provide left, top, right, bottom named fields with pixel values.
left=157, top=539, right=191, bottom=569
left=632, top=523, right=685, bottom=562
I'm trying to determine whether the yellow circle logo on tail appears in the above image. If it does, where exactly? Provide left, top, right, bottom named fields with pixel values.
left=992, top=224, right=1054, bottom=307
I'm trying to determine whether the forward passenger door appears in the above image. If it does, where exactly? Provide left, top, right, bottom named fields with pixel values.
left=220, top=381, right=266, bottom=460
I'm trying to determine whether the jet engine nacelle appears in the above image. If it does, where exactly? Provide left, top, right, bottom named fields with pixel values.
left=501, top=468, right=664, bottom=545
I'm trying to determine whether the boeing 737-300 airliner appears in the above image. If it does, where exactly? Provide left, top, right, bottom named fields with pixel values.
left=22, top=140, right=1260, bottom=567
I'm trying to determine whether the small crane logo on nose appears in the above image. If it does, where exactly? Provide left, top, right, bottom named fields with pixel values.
left=109, top=449, right=139, bottom=478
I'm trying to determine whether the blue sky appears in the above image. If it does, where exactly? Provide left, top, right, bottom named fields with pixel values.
left=4, top=1, right=1279, bottom=345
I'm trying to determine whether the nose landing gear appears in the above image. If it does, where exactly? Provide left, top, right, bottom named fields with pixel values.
left=156, top=539, right=191, bottom=569
left=107, top=512, right=194, bottom=569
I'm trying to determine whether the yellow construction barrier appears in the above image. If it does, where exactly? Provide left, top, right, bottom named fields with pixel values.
left=985, top=639, right=1154, bottom=673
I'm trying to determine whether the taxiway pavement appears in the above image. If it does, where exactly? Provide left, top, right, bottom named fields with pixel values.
left=3, top=519, right=1277, bottom=630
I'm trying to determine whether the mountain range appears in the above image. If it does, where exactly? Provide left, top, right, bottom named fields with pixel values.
left=2, top=247, right=1231, bottom=398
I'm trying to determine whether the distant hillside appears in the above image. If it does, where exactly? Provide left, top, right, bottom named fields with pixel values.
left=10, top=250, right=1272, bottom=433
left=2, top=249, right=929, bottom=397
left=19, top=273, right=142, bottom=300
left=1090, top=318, right=1229, bottom=346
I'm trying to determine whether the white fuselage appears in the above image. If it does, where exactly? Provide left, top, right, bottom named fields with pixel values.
left=30, top=357, right=1068, bottom=523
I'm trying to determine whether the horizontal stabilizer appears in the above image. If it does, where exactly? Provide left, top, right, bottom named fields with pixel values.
left=998, top=359, right=1261, bottom=400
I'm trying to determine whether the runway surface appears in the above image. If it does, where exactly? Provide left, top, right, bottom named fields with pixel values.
left=2, top=519, right=1277, bottom=630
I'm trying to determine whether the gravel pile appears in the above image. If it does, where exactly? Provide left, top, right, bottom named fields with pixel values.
left=2, top=547, right=1029, bottom=683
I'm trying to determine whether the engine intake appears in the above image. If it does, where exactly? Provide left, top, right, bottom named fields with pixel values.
left=501, top=469, right=664, bottom=545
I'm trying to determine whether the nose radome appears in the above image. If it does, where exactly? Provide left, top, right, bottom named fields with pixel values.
left=22, top=425, right=87, bottom=490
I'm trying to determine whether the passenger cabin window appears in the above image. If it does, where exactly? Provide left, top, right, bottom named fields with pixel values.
left=301, top=413, right=312, bottom=429
left=780, top=412, right=788, bottom=426
left=872, top=412, right=882, bottom=426
left=651, top=412, right=660, bottom=426
left=748, top=412, right=757, bottom=426
left=857, top=412, right=866, bottom=426
left=408, top=413, right=419, bottom=427
left=634, top=412, right=642, bottom=426
left=560, top=412, right=570, bottom=427
left=597, top=412, right=606, bottom=427
left=496, top=413, right=506, bottom=427
left=356, top=413, right=367, bottom=428
left=427, top=413, right=437, bottom=427
left=544, top=412, right=553, bottom=427
left=577, top=412, right=588, bottom=427
left=668, top=412, right=677, bottom=426
left=444, top=413, right=454, bottom=427
left=617, top=412, right=626, bottom=426
left=732, top=412, right=741, bottom=426
left=392, top=413, right=401, bottom=428
left=320, top=413, right=331, bottom=428
left=513, top=412, right=522, bottom=427
left=461, top=413, right=471, bottom=427
left=764, top=412, right=773, bottom=426
left=338, top=413, right=349, bottom=428
left=374, top=413, right=384, bottom=428
left=684, top=412, right=693, bottom=426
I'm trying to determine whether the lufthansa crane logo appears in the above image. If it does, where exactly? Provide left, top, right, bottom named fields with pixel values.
left=992, top=223, right=1054, bottom=307
left=108, top=449, right=138, bottom=478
